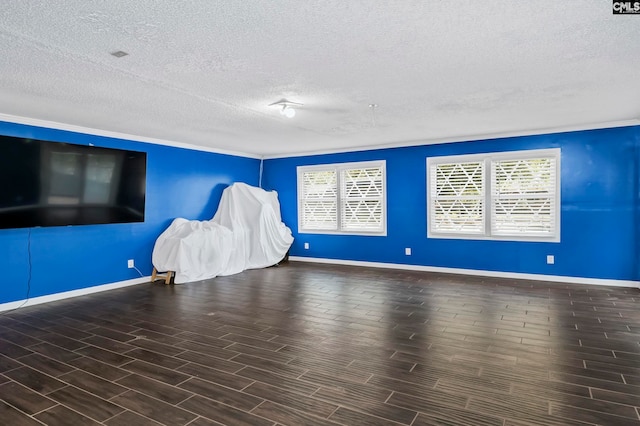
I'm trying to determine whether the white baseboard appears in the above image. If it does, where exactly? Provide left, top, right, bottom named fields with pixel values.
left=0, top=276, right=151, bottom=313
left=289, top=256, right=640, bottom=289
left=2, top=258, right=636, bottom=313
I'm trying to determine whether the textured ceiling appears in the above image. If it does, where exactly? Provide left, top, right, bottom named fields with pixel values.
left=1, top=1, right=639, bottom=157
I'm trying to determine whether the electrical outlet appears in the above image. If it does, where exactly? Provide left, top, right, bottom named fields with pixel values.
left=405, top=247, right=412, bottom=256
left=546, top=255, right=554, bottom=265
left=128, top=259, right=135, bottom=268
left=304, top=242, right=309, bottom=249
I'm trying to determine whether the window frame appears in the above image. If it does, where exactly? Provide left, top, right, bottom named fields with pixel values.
left=427, top=148, right=560, bottom=242
left=297, top=160, right=387, bottom=236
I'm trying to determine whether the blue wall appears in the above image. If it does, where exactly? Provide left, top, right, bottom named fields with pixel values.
left=263, top=126, right=640, bottom=282
left=0, top=121, right=260, bottom=304
left=2, top=122, right=637, bottom=305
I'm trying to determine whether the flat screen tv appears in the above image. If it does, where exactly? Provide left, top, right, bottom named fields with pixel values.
left=0, top=135, right=146, bottom=229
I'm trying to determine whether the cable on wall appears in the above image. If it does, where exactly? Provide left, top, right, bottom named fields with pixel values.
left=132, top=265, right=144, bottom=277
left=0, top=228, right=32, bottom=315
left=259, top=157, right=264, bottom=188
left=25, top=227, right=32, bottom=304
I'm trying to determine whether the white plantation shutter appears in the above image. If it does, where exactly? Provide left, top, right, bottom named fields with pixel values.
left=340, top=166, right=384, bottom=231
left=491, top=157, right=556, bottom=236
left=430, top=161, right=484, bottom=234
left=428, top=149, right=560, bottom=241
left=298, top=161, right=386, bottom=234
left=300, top=170, right=337, bottom=230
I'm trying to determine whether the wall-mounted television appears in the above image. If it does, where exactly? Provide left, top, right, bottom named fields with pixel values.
left=0, top=135, right=146, bottom=229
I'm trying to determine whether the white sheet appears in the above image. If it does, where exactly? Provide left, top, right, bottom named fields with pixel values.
left=152, top=182, right=293, bottom=283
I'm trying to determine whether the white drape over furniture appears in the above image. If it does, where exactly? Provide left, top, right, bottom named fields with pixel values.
left=152, top=182, right=293, bottom=283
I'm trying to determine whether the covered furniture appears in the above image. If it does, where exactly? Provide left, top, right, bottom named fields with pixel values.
left=152, top=182, right=293, bottom=284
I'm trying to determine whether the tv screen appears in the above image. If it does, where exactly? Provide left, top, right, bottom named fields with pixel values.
left=0, top=135, right=146, bottom=229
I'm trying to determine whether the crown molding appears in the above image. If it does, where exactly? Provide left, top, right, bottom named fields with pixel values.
left=263, top=119, right=640, bottom=159
left=0, top=113, right=261, bottom=159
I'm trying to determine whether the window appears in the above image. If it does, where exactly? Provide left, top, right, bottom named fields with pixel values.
left=427, top=148, right=560, bottom=241
left=298, top=161, right=386, bottom=235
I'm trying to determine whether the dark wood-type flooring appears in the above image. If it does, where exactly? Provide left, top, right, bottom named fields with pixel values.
left=1, top=262, right=640, bottom=425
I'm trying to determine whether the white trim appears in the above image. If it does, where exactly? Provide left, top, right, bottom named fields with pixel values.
left=427, top=147, right=561, bottom=164
left=0, top=276, right=150, bottom=313
left=0, top=113, right=261, bottom=159
left=289, top=256, right=640, bottom=289
left=4, top=114, right=637, bottom=162
left=263, top=119, right=640, bottom=159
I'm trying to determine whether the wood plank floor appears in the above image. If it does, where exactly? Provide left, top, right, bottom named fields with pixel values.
left=1, top=262, right=639, bottom=425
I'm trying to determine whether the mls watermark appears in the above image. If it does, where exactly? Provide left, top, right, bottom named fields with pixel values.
left=613, top=1, right=640, bottom=13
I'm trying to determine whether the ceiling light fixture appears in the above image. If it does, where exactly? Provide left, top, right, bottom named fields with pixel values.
left=269, top=99, right=303, bottom=118
left=281, top=105, right=296, bottom=118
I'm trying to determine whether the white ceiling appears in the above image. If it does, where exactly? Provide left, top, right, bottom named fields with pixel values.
left=1, top=1, right=639, bottom=158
